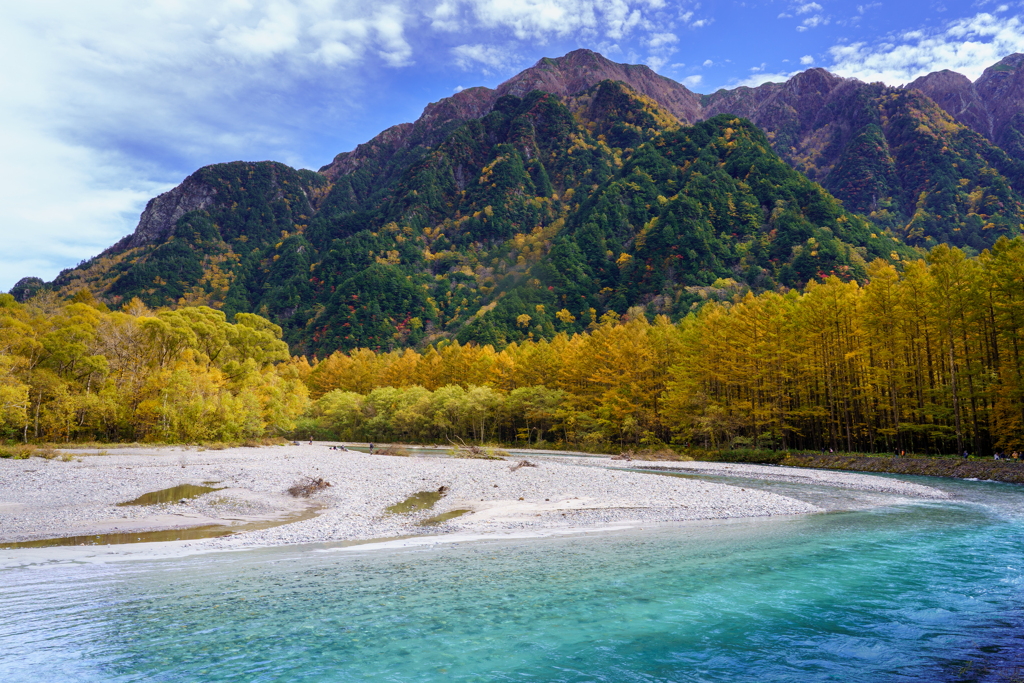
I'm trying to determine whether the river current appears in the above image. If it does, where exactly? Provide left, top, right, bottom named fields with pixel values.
left=2, top=474, right=1022, bottom=682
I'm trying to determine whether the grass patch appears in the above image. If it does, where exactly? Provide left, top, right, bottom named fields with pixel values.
left=0, top=445, right=64, bottom=460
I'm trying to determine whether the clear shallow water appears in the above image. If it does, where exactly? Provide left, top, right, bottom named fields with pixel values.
left=2, top=481, right=1023, bottom=682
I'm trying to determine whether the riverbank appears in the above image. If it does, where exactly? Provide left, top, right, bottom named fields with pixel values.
left=775, top=452, right=1024, bottom=484
left=0, top=443, right=954, bottom=553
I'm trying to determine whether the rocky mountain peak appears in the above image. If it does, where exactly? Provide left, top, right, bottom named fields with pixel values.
left=319, top=49, right=702, bottom=181
left=497, top=49, right=701, bottom=122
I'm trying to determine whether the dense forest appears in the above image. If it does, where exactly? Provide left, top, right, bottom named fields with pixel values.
left=0, top=292, right=309, bottom=443
left=298, top=239, right=1024, bottom=455
left=7, top=239, right=1023, bottom=456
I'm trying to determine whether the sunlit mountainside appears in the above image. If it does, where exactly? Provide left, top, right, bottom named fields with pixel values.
left=16, top=49, right=1024, bottom=357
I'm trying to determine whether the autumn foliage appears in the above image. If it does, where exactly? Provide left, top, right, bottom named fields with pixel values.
left=301, top=239, right=1024, bottom=455
left=0, top=294, right=309, bottom=442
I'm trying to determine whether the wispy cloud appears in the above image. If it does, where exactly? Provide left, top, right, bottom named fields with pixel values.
left=797, top=14, right=829, bottom=32
left=828, top=10, right=1024, bottom=83
left=452, top=43, right=518, bottom=73
left=733, top=70, right=800, bottom=88
left=437, top=0, right=669, bottom=41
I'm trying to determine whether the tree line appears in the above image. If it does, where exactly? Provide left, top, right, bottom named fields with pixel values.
left=4, top=238, right=1024, bottom=455
left=303, top=238, right=1024, bottom=455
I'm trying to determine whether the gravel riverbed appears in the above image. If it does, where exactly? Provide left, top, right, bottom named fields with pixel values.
left=0, top=444, right=949, bottom=550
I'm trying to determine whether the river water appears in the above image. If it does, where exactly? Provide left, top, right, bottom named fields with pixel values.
left=1, top=474, right=1022, bottom=682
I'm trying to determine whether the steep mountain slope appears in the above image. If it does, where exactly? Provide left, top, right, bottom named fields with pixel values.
left=701, top=66, right=1024, bottom=249
left=911, top=54, right=1024, bottom=156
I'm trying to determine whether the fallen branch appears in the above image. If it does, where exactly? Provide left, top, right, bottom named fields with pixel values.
left=288, top=476, right=332, bottom=497
left=446, top=436, right=507, bottom=460
left=510, top=459, right=537, bottom=471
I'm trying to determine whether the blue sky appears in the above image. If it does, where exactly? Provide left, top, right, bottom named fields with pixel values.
left=3, top=0, right=1024, bottom=291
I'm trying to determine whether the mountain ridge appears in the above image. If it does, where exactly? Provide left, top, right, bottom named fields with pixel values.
left=16, top=49, right=1024, bottom=358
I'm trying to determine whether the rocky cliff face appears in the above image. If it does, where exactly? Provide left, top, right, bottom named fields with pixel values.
left=126, top=172, right=218, bottom=249
left=701, top=68, right=875, bottom=182
left=9, top=277, right=45, bottom=303
left=496, top=49, right=702, bottom=122
left=909, top=54, right=1024, bottom=149
left=908, top=69, right=989, bottom=136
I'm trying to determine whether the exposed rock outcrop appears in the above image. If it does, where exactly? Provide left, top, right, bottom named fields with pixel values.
left=910, top=54, right=1024, bottom=148
left=8, top=277, right=46, bottom=303
left=125, top=173, right=217, bottom=249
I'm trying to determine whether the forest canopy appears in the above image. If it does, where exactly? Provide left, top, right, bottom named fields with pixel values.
left=5, top=239, right=1024, bottom=456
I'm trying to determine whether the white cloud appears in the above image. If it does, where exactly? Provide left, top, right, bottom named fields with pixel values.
left=800, top=54, right=814, bottom=65
left=430, top=1, right=463, bottom=31
left=646, top=55, right=668, bottom=71
left=682, top=74, right=703, bottom=87
left=646, top=32, right=678, bottom=49
left=671, top=62, right=686, bottom=68
left=796, top=2, right=822, bottom=14
left=454, top=85, right=465, bottom=92
left=703, top=59, right=714, bottom=67
left=797, top=15, right=828, bottom=31
left=217, top=2, right=302, bottom=60
left=828, top=10, right=1024, bottom=84
left=733, top=70, right=799, bottom=88
left=451, top=0, right=667, bottom=41
left=452, top=43, right=516, bottom=72
left=691, top=18, right=709, bottom=28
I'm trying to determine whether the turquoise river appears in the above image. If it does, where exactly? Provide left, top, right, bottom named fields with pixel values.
left=1, top=473, right=1022, bottom=682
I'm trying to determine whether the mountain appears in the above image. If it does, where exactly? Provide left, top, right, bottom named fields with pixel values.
left=20, top=49, right=1024, bottom=356
left=700, top=64, right=1024, bottom=249
left=911, top=54, right=1024, bottom=157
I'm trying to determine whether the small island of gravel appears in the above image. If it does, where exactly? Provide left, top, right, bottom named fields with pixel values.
left=0, top=444, right=950, bottom=556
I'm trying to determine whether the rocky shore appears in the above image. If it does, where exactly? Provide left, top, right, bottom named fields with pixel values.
left=0, top=444, right=949, bottom=553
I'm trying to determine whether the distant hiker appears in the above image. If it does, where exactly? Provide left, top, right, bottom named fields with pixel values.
left=369, top=443, right=374, bottom=453
left=309, top=438, right=313, bottom=446
left=962, top=450, right=969, bottom=460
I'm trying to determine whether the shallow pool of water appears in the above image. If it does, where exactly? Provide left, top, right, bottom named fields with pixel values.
left=0, top=506, right=324, bottom=549
left=2, top=480, right=1022, bottom=682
